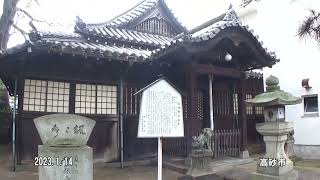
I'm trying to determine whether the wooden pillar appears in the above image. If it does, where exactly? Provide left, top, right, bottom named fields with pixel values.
left=185, top=66, right=197, bottom=155
left=238, top=78, right=248, bottom=155
left=16, top=74, right=24, bottom=164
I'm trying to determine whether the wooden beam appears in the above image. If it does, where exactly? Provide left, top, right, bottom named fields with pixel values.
left=190, top=64, right=245, bottom=79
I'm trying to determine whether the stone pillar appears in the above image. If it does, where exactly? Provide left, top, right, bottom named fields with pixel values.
left=34, top=114, right=96, bottom=180
left=285, top=130, right=296, bottom=160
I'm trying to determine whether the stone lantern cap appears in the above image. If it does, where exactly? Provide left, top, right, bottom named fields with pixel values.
left=246, top=75, right=302, bottom=107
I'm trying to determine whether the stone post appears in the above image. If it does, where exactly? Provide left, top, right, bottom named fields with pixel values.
left=34, top=114, right=96, bottom=180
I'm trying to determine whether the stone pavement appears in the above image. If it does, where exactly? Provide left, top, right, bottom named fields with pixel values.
left=1, top=145, right=320, bottom=180
left=0, top=145, right=182, bottom=180
left=215, top=161, right=320, bottom=180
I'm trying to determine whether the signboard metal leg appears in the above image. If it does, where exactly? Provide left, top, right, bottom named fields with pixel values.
left=208, top=74, right=214, bottom=130
left=158, top=137, right=162, bottom=180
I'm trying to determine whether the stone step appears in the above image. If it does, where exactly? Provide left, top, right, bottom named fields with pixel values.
left=163, top=159, right=189, bottom=174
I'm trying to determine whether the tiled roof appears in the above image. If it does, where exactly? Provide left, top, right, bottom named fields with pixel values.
left=78, top=25, right=173, bottom=47
left=29, top=32, right=152, bottom=61
left=3, top=6, right=279, bottom=69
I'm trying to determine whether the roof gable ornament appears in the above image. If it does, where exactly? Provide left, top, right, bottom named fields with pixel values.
left=75, top=16, right=86, bottom=30
left=241, top=0, right=258, bottom=8
left=223, top=5, right=241, bottom=24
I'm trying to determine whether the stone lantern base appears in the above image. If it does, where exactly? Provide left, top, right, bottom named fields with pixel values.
left=253, top=122, right=297, bottom=180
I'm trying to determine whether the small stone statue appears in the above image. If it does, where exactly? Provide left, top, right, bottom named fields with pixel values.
left=182, top=128, right=214, bottom=179
left=191, top=128, right=213, bottom=153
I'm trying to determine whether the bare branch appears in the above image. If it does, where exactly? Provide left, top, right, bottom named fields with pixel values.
left=26, top=0, right=40, bottom=7
left=16, top=7, right=43, bottom=22
left=12, top=24, right=28, bottom=40
left=33, top=0, right=40, bottom=6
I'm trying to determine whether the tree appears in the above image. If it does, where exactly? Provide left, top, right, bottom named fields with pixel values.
left=298, top=10, right=320, bottom=42
left=0, top=0, right=20, bottom=52
left=0, top=0, right=40, bottom=110
left=0, top=0, right=40, bottom=52
left=0, top=80, right=10, bottom=112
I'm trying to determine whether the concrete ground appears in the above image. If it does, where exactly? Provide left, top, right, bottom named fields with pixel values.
left=0, top=145, right=182, bottom=180
left=1, top=144, right=320, bottom=180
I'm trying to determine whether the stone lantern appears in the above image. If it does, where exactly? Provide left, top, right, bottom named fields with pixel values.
left=246, top=75, right=301, bottom=180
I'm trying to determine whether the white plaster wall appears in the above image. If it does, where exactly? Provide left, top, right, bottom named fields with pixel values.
left=235, top=0, right=320, bottom=145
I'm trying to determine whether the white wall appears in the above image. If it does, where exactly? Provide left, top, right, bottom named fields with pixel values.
left=235, top=0, right=320, bottom=145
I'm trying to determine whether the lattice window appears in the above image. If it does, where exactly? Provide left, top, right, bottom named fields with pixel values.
left=23, top=79, right=70, bottom=112
left=75, top=84, right=117, bottom=115
left=134, top=18, right=178, bottom=37
left=233, top=93, right=239, bottom=115
left=183, top=98, right=188, bottom=121
left=23, top=79, right=46, bottom=112
left=124, top=86, right=140, bottom=115
left=97, top=85, right=117, bottom=115
left=47, top=81, right=70, bottom=113
left=255, top=106, right=264, bottom=114
left=246, top=94, right=253, bottom=114
left=75, top=84, right=96, bottom=114
left=197, top=91, right=204, bottom=120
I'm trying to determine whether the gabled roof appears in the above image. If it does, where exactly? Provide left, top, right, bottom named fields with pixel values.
left=82, top=0, right=186, bottom=33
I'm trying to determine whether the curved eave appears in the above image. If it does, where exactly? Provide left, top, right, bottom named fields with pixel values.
left=189, top=25, right=279, bottom=68
left=150, top=24, right=279, bottom=69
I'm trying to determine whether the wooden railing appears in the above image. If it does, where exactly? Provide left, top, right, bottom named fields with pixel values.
left=212, top=129, right=241, bottom=159
left=163, top=129, right=241, bottom=158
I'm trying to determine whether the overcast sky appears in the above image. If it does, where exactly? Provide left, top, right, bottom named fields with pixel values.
left=3, top=0, right=320, bottom=48
left=0, top=0, right=235, bottom=47
left=23, top=0, right=231, bottom=27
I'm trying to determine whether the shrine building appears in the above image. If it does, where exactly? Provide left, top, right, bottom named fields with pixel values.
left=0, top=0, right=278, bottom=163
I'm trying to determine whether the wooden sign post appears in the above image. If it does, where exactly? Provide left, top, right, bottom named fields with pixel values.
left=136, top=77, right=184, bottom=180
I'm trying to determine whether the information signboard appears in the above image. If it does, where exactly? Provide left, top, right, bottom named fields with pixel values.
left=137, top=78, right=184, bottom=138
left=136, top=78, right=184, bottom=180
